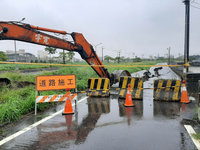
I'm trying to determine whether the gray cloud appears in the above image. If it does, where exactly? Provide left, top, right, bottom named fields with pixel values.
left=0, top=0, right=199, bottom=59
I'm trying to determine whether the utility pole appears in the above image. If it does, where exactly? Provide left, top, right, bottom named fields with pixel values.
left=94, top=43, right=102, bottom=52
left=167, top=47, right=171, bottom=65
left=14, top=40, right=17, bottom=60
left=63, top=49, right=65, bottom=64
left=102, top=47, right=105, bottom=62
left=183, top=0, right=190, bottom=72
left=118, top=50, right=121, bottom=64
left=14, top=40, right=18, bottom=70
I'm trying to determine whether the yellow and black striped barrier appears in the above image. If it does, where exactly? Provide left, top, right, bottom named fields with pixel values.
left=118, top=77, right=143, bottom=100
left=87, top=78, right=110, bottom=97
left=87, top=98, right=110, bottom=114
left=153, top=79, right=181, bottom=101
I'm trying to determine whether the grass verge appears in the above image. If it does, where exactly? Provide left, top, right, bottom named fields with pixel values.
left=192, top=133, right=200, bottom=140
left=0, top=63, right=53, bottom=71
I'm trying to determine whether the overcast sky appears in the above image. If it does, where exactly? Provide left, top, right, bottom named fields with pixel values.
left=0, top=0, right=200, bottom=59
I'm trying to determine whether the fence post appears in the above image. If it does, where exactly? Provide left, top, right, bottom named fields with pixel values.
left=198, top=80, right=200, bottom=120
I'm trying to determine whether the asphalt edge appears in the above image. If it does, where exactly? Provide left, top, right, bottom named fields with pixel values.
left=184, top=125, right=200, bottom=150
left=0, top=96, right=88, bottom=146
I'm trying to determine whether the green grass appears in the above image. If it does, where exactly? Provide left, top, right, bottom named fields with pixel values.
left=0, top=86, right=55, bottom=125
left=0, top=64, right=52, bottom=71
left=192, top=133, right=200, bottom=140
left=0, top=61, right=157, bottom=126
left=0, top=87, right=35, bottom=125
left=0, top=72, right=35, bottom=83
left=193, top=107, right=199, bottom=121
left=0, top=61, right=160, bottom=71
left=0, top=65, right=98, bottom=126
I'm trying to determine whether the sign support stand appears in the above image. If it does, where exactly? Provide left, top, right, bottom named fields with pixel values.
left=35, top=91, right=38, bottom=115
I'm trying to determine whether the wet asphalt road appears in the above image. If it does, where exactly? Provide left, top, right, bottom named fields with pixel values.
left=189, top=66, right=200, bottom=73
left=0, top=64, right=198, bottom=150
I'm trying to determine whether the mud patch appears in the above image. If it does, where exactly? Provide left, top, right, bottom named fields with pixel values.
left=181, top=118, right=199, bottom=126
left=0, top=78, right=11, bottom=86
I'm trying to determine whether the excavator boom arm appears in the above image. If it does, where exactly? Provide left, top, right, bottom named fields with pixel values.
left=0, top=21, right=111, bottom=79
left=0, top=22, right=76, bottom=50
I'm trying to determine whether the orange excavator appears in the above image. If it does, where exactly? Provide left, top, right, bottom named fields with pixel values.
left=0, top=21, right=130, bottom=85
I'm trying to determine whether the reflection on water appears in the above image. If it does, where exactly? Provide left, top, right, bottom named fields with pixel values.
left=118, top=100, right=143, bottom=118
left=2, top=95, right=192, bottom=150
left=125, top=107, right=133, bottom=125
left=36, top=97, right=111, bottom=149
left=118, top=99, right=181, bottom=120
left=75, top=97, right=110, bottom=144
left=180, top=103, right=189, bottom=113
left=154, top=101, right=180, bottom=118
left=87, top=97, right=110, bottom=114
left=118, top=100, right=143, bottom=125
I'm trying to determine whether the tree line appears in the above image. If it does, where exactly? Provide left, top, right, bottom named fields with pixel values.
left=44, top=46, right=75, bottom=64
left=104, top=55, right=142, bottom=63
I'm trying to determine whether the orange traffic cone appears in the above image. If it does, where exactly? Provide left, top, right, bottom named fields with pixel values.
left=62, top=89, right=74, bottom=115
left=124, top=84, right=134, bottom=107
left=180, top=80, right=190, bottom=104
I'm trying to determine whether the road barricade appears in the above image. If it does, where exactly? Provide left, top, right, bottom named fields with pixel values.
left=87, top=78, right=110, bottom=97
left=153, top=79, right=181, bottom=101
left=118, top=77, right=143, bottom=100
left=35, top=74, right=77, bottom=115
left=36, top=93, right=77, bottom=103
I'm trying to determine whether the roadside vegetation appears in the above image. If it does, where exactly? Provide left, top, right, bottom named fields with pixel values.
left=0, top=61, right=158, bottom=127
left=0, top=61, right=159, bottom=71
left=192, top=133, right=200, bottom=140
left=0, top=63, right=53, bottom=71
left=0, top=51, right=8, bottom=61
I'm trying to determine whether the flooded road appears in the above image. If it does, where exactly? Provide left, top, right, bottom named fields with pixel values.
left=0, top=65, right=198, bottom=150
left=189, top=66, right=200, bottom=73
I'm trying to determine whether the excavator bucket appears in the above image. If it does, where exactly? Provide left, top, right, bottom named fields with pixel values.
left=111, top=70, right=131, bottom=84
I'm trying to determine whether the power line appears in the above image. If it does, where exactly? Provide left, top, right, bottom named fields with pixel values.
left=190, top=0, right=200, bottom=9
left=191, top=0, right=200, bottom=5
left=191, top=4, right=200, bottom=9
left=101, top=46, right=105, bottom=62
